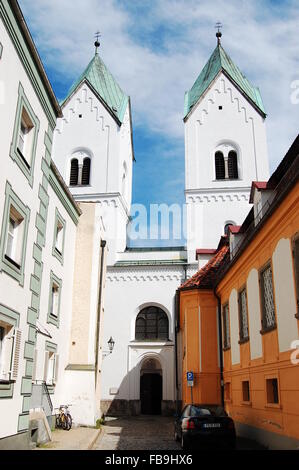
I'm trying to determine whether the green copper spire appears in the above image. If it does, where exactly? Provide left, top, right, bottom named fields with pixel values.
left=184, top=41, right=266, bottom=119
left=62, top=51, right=128, bottom=124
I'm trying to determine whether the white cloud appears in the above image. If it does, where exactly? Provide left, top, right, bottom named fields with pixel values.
left=19, top=0, right=299, bottom=171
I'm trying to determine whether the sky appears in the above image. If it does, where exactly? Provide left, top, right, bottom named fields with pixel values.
left=19, top=0, right=299, bottom=247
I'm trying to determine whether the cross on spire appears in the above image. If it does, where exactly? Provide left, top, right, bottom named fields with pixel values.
left=215, top=22, right=223, bottom=45
left=94, top=31, right=101, bottom=54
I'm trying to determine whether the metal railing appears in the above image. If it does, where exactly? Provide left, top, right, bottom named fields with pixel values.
left=31, top=380, right=53, bottom=418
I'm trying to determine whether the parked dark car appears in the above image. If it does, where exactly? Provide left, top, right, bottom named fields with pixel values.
left=174, top=404, right=236, bottom=450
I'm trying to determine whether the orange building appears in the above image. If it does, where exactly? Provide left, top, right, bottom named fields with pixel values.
left=178, top=135, right=299, bottom=449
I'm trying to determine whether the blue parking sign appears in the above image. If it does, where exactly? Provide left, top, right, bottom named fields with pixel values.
left=187, top=371, right=194, bottom=387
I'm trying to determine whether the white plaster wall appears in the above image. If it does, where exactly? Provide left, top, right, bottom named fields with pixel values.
left=101, top=264, right=185, bottom=403
left=272, top=238, right=299, bottom=352
left=34, top=185, right=77, bottom=410
left=61, top=371, right=96, bottom=426
left=0, top=18, right=56, bottom=439
left=247, top=269, right=263, bottom=359
left=229, top=289, right=240, bottom=365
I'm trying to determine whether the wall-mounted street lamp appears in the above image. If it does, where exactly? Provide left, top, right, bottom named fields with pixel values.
left=102, top=336, right=115, bottom=358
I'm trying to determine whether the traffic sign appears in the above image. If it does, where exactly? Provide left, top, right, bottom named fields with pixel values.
left=187, top=371, right=194, bottom=387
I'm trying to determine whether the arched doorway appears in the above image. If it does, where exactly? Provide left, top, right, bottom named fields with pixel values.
left=140, top=358, right=162, bottom=415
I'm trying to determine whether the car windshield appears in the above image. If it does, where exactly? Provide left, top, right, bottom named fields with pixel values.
left=190, top=406, right=227, bottom=417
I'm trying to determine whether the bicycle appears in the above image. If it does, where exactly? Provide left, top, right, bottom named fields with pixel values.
left=55, top=405, right=72, bottom=431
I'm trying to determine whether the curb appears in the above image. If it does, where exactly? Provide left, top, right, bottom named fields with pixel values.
left=88, top=427, right=104, bottom=450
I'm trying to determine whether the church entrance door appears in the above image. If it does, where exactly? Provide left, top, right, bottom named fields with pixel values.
left=140, top=358, right=162, bottom=415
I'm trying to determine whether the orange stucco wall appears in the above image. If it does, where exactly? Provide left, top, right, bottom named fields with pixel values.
left=217, top=181, right=299, bottom=444
left=179, top=290, right=221, bottom=407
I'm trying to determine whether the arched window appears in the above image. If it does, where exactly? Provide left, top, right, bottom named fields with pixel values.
left=135, top=307, right=169, bottom=341
left=70, top=159, right=79, bottom=186
left=215, top=151, right=225, bottom=180
left=228, top=151, right=238, bottom=179
left=82, top=157, right=91, bottom=185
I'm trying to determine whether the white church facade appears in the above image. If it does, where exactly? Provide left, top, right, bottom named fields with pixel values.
left=0, top=0, right=272, bottom=448
left=51, top=31, right=269, bottom=418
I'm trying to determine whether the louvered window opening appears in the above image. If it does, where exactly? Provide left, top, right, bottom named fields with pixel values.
left=82, top=158, right=91, bottom=185
left=260, top=265, right=276, bottom=329
left=215, top=151, right=225, bottom=180
left=222, top=304, right=230, bottom=349
left=135, top=306, right=169, bottom=340
left=238, top=289, right=249, bottom=340
left=228, top=151, right=238, bottom=179
left=70, top=159, right=79, bottom=186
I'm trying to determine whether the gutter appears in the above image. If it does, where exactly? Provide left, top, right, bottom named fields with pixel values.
left=174, top=290, right=180, bottom=412
left=214, top=290, right=224, bottom=407
left=95, top=240, right=107, bottom=387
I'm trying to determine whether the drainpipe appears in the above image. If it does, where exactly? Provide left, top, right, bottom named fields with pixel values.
left=174, top=290, right=180, bottom=413
left=214, top=290, right=225, bottom=407
left=95, top=240, right=107, bottom=388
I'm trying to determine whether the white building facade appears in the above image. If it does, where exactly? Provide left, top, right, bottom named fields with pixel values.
left=0, top=0, right=80, bottom=449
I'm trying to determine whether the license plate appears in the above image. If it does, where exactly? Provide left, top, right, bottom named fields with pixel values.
left=203, top=423, right=221, bottom=428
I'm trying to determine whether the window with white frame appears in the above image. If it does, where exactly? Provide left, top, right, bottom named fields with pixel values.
left=17, top=107, right=34, bottom=167
left=238, top=288, right=249, bottom=341
left=259, top=263, right=276, bottom=331
left=222, top=304, right=230, bottom=349
left=44, top=350, right=59, bottom=386
left=50, top=283, right=59, bottom=318
left=5, top=205, right=25, bottom=268
left=0, top=321, right=21, bottom=382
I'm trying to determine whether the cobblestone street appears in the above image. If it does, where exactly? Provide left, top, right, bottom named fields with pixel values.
left=93, top=416, right=180, bottom=451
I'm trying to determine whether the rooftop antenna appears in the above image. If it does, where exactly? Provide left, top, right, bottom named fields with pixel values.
left=215, top=22, right=222, bottom=45
left=94, top=31, right=101, bottom=54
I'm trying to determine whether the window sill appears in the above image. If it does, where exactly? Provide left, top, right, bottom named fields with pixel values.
left=239, top=337, right=250, bottom=345
left=0, top=379, right=12, bottom=385
left=265, top=403, right=281, bottom=410
left=260, top=324, right=277, bottom=335
left=241, top=401, right=252, bottom=407
left=17, top=148, right=31, bottom=170
left=4, top=255, right=21, bottom=270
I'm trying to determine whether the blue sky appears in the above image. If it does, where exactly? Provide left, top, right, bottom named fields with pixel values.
left=19, top=0, right=299, bottom=247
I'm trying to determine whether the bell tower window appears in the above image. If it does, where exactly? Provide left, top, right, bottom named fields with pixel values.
left=215, top=151, right=225, bottom=180
left=82, top=158, right=91, bottom=185
left=228, top=151, right=238, bottom=179
left=69, top=151, right=92, bottom=187
left=70, top=159, right=79, bottom=186
left=215, top=145, right=240, bottom=181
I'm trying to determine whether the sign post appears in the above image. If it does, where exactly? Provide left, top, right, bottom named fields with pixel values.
left=187, top=371, right=194, bottom=404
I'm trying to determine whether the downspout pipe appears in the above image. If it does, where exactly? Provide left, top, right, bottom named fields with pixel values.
left=95, top=240, right=107, bottom=388
left=174, top=290, right=180, bottom=413
left=214, top=290, right=225, bottom=407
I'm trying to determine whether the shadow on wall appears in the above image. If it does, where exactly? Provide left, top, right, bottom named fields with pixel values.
left=100, top=360, right=179, bottom=418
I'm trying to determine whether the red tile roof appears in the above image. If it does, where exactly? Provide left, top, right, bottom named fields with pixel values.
left=180, top=245, right=229, bottom=290
left=196, top=248, right=216, bottom=259
left=249, top=181, right=269, bottom=203
left=228, top=225, right=242, bottom=234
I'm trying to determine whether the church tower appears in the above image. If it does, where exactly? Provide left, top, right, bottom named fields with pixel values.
left=51, top=42, right=134, bottom=425
left=184, top=31, right=269, bottom=263
left=52, top=43, right=134, bottom=266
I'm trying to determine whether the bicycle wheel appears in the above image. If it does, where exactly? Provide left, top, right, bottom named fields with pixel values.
left=61, top=413, right=68, bottom=430
left=66, top=414, right=72, bottom=431
left=55, top=415, right=61, bottom=429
